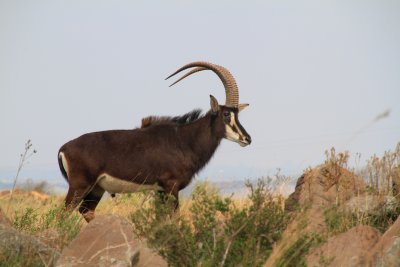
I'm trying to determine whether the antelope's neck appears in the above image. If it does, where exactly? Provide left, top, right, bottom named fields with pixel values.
left=180, top=113, right=223, bottom=170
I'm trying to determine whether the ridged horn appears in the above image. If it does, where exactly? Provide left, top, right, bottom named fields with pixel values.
left=168, top=67, right=207, bottom=87
left=166, top=61, right=239, bottom=107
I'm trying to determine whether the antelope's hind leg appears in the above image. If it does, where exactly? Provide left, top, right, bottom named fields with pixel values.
left=78, top=185, right=105, bottom=223
left=64, top=175, right=97, bottom=218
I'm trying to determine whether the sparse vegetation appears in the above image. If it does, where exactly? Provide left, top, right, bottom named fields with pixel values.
left=130, top=179, right=288, bottom=267
left=369, top=144, right=400, bottom=194
left=322, top=144, right=400, bottom=234
left=13, top=205, right=82, bottom=244
left=324, top=206, right=356, bottom=234
left=275, top=233, right=325, bottom=267
left=6, top=140, right=37, bottom=213
left=324, top=197, right=400, bottom=234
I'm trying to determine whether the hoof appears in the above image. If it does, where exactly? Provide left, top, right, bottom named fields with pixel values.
left=83, top=211, right=95, bottom=223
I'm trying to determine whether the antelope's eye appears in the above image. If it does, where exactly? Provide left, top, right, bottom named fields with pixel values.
left=223, top=111, right=230, bottom=117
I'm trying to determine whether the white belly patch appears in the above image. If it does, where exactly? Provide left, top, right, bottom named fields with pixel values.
left=96, top=173, right=163, bottom=194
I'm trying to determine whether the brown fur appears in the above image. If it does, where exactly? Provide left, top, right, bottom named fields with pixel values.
left=58, top=106, right=251, bottom=222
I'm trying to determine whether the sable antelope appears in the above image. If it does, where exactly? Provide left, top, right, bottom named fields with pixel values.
left=58, top=61, right=251, bottom=222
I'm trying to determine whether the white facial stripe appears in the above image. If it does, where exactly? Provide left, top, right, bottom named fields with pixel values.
left=225, top=112, right=241, bottom=142
left=224, top=111, right=250, bottom=147
left=59, top=152, right=69, bottom=179
left=228, top=112, right=245, bottom=137
left=225, top=124, right=240, bottom=141
left=230, top=113, right=235, bottom=127
left=96, top=173, right=163, bottom=194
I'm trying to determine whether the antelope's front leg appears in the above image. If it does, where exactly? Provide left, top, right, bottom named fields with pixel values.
left=160, top=180, right=180, bottom=210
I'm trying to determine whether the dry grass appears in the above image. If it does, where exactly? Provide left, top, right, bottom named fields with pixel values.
left=0, top=192, right=62, bottom=221
left=0, top=188, right=255, bottom=232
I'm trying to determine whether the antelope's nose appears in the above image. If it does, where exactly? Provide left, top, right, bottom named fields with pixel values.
left=245, top=136, right=252, bottom=145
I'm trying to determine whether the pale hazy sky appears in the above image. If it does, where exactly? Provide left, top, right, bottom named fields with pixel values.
left=1, top=1, right=399, bottom=185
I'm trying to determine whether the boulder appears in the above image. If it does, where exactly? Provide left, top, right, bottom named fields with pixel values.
left=136, top=246, right=168, bottom=267
left=56, top=214, right=167, bottom=267
left=375, top=238, right=400, bottom=267
left=0, top=223, right=59, bottom=266
left=306, top=225, right=381, bottom=267
left=36, top=228, right=64, bottom=251
left=368, top=215, right=400, bottom=266
left=286, top=165, right=365, bottom=211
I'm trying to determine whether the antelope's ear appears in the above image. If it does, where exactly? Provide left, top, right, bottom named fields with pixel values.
left=210, top=95, right=220, bottom=114
left=238, top=103, right=249, bottom=112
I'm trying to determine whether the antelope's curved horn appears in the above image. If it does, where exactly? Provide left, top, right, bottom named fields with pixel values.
left=166, top=61, right=239, bottom=107
left=167, top=67, right=207, bottom=87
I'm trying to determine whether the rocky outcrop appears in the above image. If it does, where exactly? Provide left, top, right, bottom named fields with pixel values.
left=306, top=225, right=381, bottom=267
left=265, top=164, right=366, bottom=267
left=285, top=164, right=365, bottom=211
left=368, top=215, right=400, bottom=266
left=56, top=214, right=167, bottom=267
left=264, top=162, right=400, bottom=267
left=307, top=217, right=400, bottom=267
left=375, top=238, right=400, bottom=267
left=305, top=215, right=400, bottom=267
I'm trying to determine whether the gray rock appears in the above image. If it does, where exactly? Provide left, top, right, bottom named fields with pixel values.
left=375, top=237, right=400, bottom=267
left=0, top=223, right=60, bottom=266
left=368, top=215, right=400, bottom=266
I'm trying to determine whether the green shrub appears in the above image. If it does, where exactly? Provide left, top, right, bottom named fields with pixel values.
left=13, top=205, right=82, bottom=245
left=324, top=196, right=400, bottom=235
left=324, top=207, right=356, bottom=235
left=130, top=178, right=288, bottom=267
left=357, top=197, right=400, bottom=233
left=13, top=207, right=40, bottom=233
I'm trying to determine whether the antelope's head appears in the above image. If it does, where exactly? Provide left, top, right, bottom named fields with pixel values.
left=166, top=61, right=252, bottom=147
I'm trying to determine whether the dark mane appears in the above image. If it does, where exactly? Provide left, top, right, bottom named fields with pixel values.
left=141, top=109, right=203, bottom=128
